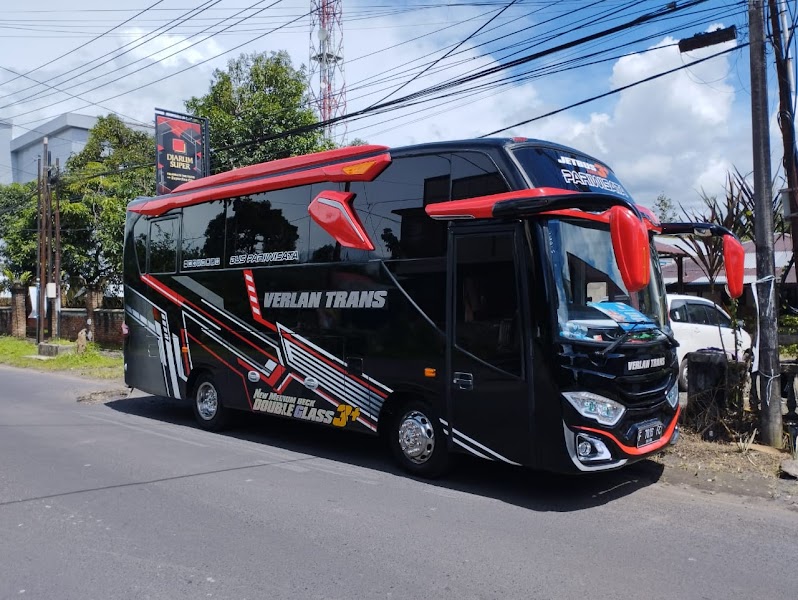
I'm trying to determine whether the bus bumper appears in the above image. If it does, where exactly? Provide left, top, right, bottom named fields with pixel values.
left=562, top=406, right=680, bottom=472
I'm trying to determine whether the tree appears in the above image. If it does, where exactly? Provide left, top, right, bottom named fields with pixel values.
left=653, top=193, right=677, bottom=223
left=677, top=170, right=782, bottom=293
left=185, top=51, right=332, bottom=172
left=60, top=115, right=154, bottom=336
left=0, top=182, right=39, bottom=276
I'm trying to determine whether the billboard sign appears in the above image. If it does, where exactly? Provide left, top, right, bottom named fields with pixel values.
left=155, top=110, right=209, bottom=195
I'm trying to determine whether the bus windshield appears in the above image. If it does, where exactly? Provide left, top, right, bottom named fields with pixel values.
left=544, top=218, right=667, bottom=342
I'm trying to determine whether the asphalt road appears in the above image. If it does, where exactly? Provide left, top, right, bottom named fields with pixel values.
left=1, top=365, right=796, bottom=600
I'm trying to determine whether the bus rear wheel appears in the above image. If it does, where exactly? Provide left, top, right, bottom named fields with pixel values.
left=192, top=373, right=228, bottom=431
left=389, top=400, right=449, bottom=478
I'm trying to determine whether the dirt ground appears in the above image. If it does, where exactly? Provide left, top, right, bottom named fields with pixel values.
left=653, top=429, right=798, bottom=511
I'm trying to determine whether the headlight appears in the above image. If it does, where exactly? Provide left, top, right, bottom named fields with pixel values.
left=563, top=391, right=626, bottom=426
left=666, top=381, right=679, bottom=409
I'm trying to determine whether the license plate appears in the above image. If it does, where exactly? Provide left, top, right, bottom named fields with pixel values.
left=636, top=419, right=664, bottom=448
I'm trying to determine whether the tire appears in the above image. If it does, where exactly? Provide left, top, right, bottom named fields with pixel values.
left=388, top=400, right=449, bottom=478
left=678, top=359, right=688, bottom=393
left=191, top=373, right=228, bottom=431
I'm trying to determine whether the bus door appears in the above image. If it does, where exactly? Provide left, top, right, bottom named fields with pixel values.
left=446, top=224, right=532, bottom=466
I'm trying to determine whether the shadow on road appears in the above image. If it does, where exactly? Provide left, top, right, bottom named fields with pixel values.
left=105, top=393, right=665, bottom=513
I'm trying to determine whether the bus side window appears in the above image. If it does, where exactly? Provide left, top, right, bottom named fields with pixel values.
left=181, top=200, right=226, bottom=270
left=224, top=188, right=311, bottom=266
left=148, top=217, right=179, bottom=274
left=455, top=233, right=522, bottom=377
left=349, top=154, right=451, bottom=260
left=450, top=152, right=509, bottom=200
left=132, top=215, right=149, bottom=274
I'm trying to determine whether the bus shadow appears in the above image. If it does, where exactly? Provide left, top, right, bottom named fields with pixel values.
left=105, top=394, right=664, bottom=513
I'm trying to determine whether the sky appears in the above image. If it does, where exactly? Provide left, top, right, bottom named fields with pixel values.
left=0, top=0, right=790, bottom=212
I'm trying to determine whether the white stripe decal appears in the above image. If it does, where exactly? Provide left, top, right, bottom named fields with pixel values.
left=161, top=316, right=181, bottom=400
left=199, top=299, right=282, bottom=361
left=289, top=347, right=378, bottom=409
left=452, top=428, right=521, bottom=465
left=288, top=354, right=379, bottom=415
left=172, top=333, right=186, bottom=382
left=454, top=438, right=490, bottom=460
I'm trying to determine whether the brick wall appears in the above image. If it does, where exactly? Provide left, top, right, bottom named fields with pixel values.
left=0, top=307, right=10, bottom=335
left=0, top=307, right=124, bottom=348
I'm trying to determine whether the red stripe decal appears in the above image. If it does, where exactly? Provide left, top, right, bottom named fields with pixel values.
left=141, top=275, right=278, bottom=361
left=235, top=358, right=286, bottom=389
left=282, top=330, right=388, bottom=399
left=574, top=406, right=680, bottom=457
left=180, top=328, right=190, bottom=375
left=276, top=373, right=298, bottom=394
left=187, top=332, right=252, bottom=410
left=243, top=270, right=278, bottom=332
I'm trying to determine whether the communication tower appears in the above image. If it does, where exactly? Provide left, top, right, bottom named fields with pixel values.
left=309, top=0, right=346, bottom=143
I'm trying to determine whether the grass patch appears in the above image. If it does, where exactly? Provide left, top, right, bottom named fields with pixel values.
left=0, top=335, right=123, bottom=380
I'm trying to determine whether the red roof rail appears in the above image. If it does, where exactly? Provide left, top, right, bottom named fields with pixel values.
left=173, top=145, right=390, bottom=193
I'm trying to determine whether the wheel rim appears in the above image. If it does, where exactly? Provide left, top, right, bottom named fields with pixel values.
left=196, top=381, right=218, bottom=421
left=398, top=410, right=435, bottom=464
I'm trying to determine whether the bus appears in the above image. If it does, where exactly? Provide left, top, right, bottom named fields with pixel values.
left=122, top=138, right=744, bottom=476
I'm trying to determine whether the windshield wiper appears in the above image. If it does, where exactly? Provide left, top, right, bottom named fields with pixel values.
left=598, top=322, right=677, bottom=358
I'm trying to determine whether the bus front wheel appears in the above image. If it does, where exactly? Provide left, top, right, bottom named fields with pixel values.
left=389, top=400, right=449, bottom=478
left=192, top=373, right=228, bottom=431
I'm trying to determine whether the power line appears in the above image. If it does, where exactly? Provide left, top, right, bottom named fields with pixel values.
left=0, top=0, right=261, bottom=115
left=0, top=65, right=151, bottom=128
left=0, top=0, right=165, bottom=91
left=217, top=0, right=711, bottom=152
left=479, top=43, right=746, bottom=136
left=11, top=0, right=306, bottom=126
left=0, top=0, right=222, bottom=106
left=367, top=0, right=523, bottom=108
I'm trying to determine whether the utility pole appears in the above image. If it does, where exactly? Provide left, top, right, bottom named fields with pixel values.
left=53, top=157, right=61, bottom=339
left=36, top=156, right=42, bottom=345
left=39, top=137, right=50, bottom=342
left=750, top=0, right=783, bottom=447
left=769, top=0, right=798, bottom=258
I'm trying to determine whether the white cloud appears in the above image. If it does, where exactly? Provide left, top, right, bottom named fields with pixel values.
left=124, top=29, right=225, bottom=67
left=0, top=3, right=773, bottom=216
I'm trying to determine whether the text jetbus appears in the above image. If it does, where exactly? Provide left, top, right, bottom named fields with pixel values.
left=123, top=138, right=743, bottom=476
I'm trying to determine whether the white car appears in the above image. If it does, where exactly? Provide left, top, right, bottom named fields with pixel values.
left=667, top=294, right=752, bottom=391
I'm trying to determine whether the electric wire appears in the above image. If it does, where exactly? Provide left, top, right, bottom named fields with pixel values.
left=0, top=0, right=223, bottom=106
left=478, top=43, right=747, bottom=137
left=0, top=0, right=165, bottom=91
left=2, top=0, right=283, bottom=119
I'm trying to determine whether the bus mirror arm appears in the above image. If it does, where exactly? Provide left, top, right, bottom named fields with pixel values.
left=659, top=222, right=745, bottom=299
left=491, top=192, right=642, bottom=220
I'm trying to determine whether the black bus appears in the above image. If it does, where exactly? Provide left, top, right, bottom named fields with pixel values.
left=123, top=138, right=743, bottom=476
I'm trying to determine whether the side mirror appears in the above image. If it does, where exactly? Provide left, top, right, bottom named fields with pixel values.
left=609, top=206, right=650, bottom=293
left=723, top=234, right=744, bottom=299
